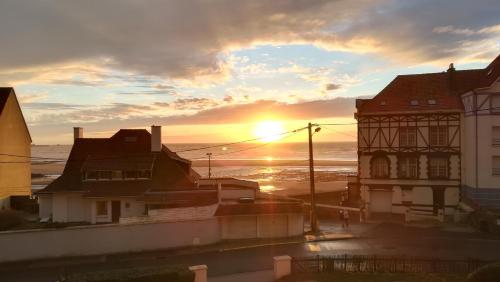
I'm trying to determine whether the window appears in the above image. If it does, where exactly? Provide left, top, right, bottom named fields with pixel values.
left=371, top=156, right=390, bottom=178
left=112, top=170, right=123, bottom=180
left=493, top=157, right=500, bottom=176
left=124, top=136, right=138, bottom=142
left=410, top=99, right=419, bottom=106
left=493, top=127, right=500, bottom=146
left=99, top=171, right=112, bottom=180
left=428, top=99, right=437, bottom=105
left=429, top=157, right=448, bottom=179
left=492, top=96, right=500, bottom=113
left=137, top=170, right=151, bottom=179
left=96, top=201, right=108, bottom=216
left=124, top=170, right=152, bottom=179
left=400, top=127, right=417, bottom=147
left=86, top=171, right=98, bottom=180
left=429, top=126, right=448, bottom=146
left=398, top=157, right=418, bottom=179
left=124, top=170, right=139, bottom=179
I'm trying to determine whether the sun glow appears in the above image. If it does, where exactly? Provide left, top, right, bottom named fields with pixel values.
left=254, top=121, right=285, bottom=142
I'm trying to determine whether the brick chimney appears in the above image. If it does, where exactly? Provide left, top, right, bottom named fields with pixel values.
left=73, top=127, right=83, bottom=141
left=151, top=125, right=162, bottom=152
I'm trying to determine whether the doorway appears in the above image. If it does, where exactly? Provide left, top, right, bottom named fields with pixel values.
left=432, top=187, right=445, bottom=215
left=111, top=201, right=121, bottom=222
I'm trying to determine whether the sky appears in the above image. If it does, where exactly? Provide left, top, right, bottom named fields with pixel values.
left=1, top=0, right=499, bottom=144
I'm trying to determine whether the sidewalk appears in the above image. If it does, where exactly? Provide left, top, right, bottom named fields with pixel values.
left=208, top=270, right=274, bottom=282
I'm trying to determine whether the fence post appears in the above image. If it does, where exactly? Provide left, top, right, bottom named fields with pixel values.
left=274, top=255, right=292, bottom=280
left=189, top=265, right=207, bottom=282
left=344, top=254, right=347, bottom=271
left=317, top=255, right=321, bottom=272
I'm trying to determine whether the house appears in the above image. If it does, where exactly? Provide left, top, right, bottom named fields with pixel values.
left=0, top=87, right=32, bottom=209
left=37, top=126, right=304, bottom=239
left=461, top=55, right=500, bottom=209
left=37, top=126, right=205, bottom=223
left=354, top=54, right=500, bottom=218
left=198, top=177, right=303, bottom=239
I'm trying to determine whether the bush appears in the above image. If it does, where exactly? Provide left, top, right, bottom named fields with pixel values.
left=467, top=262, right=500, bottom=282
left=67, top=265, right=194, bottom=282
left=0, top=209, right=24, bottom=230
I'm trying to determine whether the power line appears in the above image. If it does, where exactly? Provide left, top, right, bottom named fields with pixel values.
left=190, top=129, right=306, bottom=160
left=0, top=126, right=309, bottom=164
left=173, top=126, right=308, bottom=153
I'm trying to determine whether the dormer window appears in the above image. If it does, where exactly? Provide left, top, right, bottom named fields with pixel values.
left=125, top=136, right=137, bottom=142
left=427, top=99, right=437, bottom=105
left=410, top=99, right=419, bottom=106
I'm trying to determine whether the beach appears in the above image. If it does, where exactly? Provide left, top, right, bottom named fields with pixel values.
left=31, top=142, right=356, bottom=197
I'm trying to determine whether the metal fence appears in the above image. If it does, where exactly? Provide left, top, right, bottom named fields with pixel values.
left=292, top=255, right=492, bottom=274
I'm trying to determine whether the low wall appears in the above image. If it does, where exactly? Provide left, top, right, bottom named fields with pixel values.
left=0, top=218, right=220, bottom=263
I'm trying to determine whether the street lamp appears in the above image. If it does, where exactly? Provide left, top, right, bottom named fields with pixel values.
left=206, top=152, right=212, bottom=179
left=308, top=122, right=321, bottom=233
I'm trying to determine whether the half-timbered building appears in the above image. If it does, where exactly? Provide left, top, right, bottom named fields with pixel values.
left=355, top=54, right=500, bottom=217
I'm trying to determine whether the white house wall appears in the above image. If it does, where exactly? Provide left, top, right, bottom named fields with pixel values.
left=37, top=195, right=52, bottom=219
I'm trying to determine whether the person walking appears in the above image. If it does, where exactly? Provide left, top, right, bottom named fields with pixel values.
left=342, top=209, right=349, bottom=229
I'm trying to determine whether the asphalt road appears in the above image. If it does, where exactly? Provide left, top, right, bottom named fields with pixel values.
left=1, top=223, right=500, bottom=282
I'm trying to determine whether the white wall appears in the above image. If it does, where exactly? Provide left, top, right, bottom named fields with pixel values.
left=220, top=214, right=303, bottom=240
left=37, top=195, right=52, bottom=219
left=0, top=218, right=220, bottom=263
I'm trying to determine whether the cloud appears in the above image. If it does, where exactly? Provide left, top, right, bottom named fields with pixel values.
left=26, top=97, right=360, bottom=127
left=325, top=83, right=341, bottom=91
left=0, top=0, right=376, bottom=82
left=1, top=0, right=498, bottom=84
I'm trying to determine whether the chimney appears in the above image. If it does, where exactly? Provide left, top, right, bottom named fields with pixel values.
left=151, top=125, right=162, bottom=152
left=447, top=63, right=456, bottom=95
left=73, top=127, right=83, bottom=141
left=447, top=63, right=455, bottom=72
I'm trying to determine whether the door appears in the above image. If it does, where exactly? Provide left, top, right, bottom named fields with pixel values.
left=370, top=190, right=392, bottom=213
left=432, top=187, right=445, bottom=215
left=111, top=201, right=121, bottom=222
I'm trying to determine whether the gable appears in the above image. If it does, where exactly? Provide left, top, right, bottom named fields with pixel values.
left=0, top=88, right=32, bottom=143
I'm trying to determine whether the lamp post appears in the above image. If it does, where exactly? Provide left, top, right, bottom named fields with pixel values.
left=206, top=152, right=212, bottom=179
left=308, top=122, right=321, bottom=233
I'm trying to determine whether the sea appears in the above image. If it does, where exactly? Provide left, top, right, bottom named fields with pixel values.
left=32, top=142, right=357, bottom=182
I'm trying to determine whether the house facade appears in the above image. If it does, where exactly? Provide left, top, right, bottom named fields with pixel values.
left=0, top=87, right=32, bottom=209
left=37, top=127, right=304, bottom=239
left=354, top=54, right=500, bottom=217
left=461, top=57, right=500, bottom=209
left=37, top=126, right=202, bottom=223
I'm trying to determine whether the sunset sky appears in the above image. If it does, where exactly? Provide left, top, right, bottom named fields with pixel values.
left=1, top=0, right=499, bottom=144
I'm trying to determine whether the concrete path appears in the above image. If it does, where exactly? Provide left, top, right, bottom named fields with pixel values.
left=208, top=269, right=274, bottom=282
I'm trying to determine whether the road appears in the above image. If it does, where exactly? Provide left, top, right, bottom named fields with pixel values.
left=1, top=223, right=500, bottom=281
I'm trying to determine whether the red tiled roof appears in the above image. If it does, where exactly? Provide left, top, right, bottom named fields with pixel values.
left=215, top=202, right=303, bottom=216
left=357, top=54, right=500, bottom=114
left=38, top=129, right=197, bottom=195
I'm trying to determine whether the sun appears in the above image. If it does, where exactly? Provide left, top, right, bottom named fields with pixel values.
left=254, top=121, right=285, bottom=142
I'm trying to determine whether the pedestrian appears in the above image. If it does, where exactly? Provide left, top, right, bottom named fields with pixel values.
left=339, top=209, right=344, bottom=228
left=343, top=209, right=349, bottom=229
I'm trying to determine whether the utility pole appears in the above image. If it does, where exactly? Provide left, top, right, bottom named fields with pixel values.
left=308, top=122, right=320, bottom=233
left=207, top=152, right=212, bottom=179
